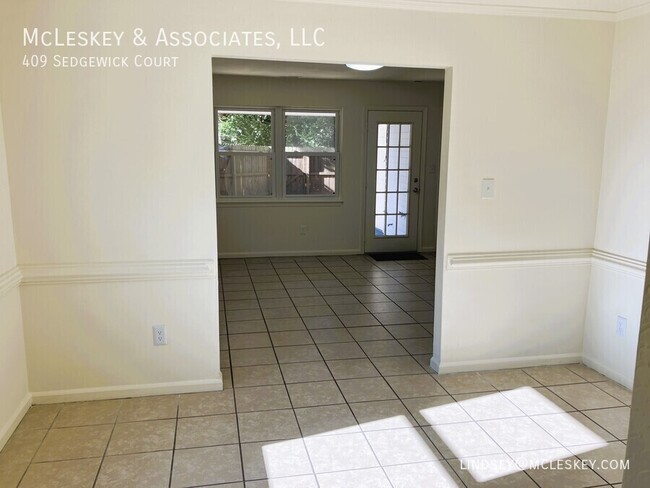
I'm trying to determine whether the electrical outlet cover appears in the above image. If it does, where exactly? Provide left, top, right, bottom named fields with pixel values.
left=153, top=325, right=167, bottom=345
left=616, top=316, right=627, bottom=337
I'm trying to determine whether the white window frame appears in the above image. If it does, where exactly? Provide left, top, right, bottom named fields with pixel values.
left=282, top=109, right=340, bottom=199
left=215, top=108, right=275, bottom=199
left=215, top=106, right=341, bottom=203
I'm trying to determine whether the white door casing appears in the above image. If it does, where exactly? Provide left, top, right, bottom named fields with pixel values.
left=365, top=110, right=423, bottom=253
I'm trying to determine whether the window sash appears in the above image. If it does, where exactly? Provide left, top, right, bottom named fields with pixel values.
left=217, top=152, right=275, bottom=198
left=283, top=152, right=339, bottom=197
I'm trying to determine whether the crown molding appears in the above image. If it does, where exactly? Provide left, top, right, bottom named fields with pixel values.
left=616, top=1, right=650, bottom=20
left=281, top=0, right=650, bottom=21
left=20, top=259, right=217, bottom=286
left=0, top=266, right=22, bottom=297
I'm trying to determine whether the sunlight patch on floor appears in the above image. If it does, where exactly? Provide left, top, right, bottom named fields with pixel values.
left=426, top=387, right=608, bottom=482
left=259, top=387, right=608, bottom=486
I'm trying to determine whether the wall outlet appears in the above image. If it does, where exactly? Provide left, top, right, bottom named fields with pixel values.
left=299, top=224, right=308, bottom=235
left=616, top=315, right=627, bottom=337
left=481, top=178, right=495, bottom=198
left=153, top=325, right=167, bottom=345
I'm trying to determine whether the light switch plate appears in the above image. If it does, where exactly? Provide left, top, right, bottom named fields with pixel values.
left=481, top=178, right=495, bottom=198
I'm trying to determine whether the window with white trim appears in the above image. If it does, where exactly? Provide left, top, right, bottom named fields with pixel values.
left=216, top=108, right=340, bottom=200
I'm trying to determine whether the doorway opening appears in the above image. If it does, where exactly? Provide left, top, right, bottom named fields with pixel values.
left=212, top=57, right=448, bottom=368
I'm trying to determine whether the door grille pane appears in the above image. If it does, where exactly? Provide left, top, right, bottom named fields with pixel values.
left=374, top=123, right=412, bottom=237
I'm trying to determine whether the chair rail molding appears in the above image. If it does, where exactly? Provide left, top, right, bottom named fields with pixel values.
left=0, top=266, right=22, bottom=297
left=19, top=259, right=217, bottom=286
left=447, top=248, right=647, bottom=275
left=591, top=249, right=647, bottom=278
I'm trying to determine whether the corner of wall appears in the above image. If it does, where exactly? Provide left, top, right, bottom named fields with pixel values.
left=0, top=101, right=31, bottom=449
left=581, top=12, right=650, bottom=389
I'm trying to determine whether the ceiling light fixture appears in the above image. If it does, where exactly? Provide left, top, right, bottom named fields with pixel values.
left=345, top=63, right=383, bottom=71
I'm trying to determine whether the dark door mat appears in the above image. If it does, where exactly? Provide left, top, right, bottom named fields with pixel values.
left=367, top=251, right=426, bottom=261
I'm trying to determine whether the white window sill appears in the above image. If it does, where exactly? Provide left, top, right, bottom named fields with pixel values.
left=217, top=199, right=344, bottom=208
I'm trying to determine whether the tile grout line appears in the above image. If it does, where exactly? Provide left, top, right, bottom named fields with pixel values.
left=248, top=258, right=323, bottom=488
left=229, top=255, right=462, bottom=485
left=276, top=256, right=401, bottom=488
left=166, top=401, right=180, bottom=488
left=91, top=401, right=122, bottom=488
left=219, top=262, right=247, bottom=487
left=274, top=255, right=451, bottom=488
left=13, top=404, right=64, bottom=486
left=225, top=255, right=627, bottom=487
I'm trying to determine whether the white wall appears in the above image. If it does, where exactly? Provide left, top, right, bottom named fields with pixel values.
left=0, top=0, right=221, bottom=401
left=0, top=101, right=30, bottom=448
left=214, top=75, right=443, bottom=256
left=623, top=245, right=650, bottom=488
left=0, top=0, right=620, bottom=400
left=583, top=13, right=650, bottom=388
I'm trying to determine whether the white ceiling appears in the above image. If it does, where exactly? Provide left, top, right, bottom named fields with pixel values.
left=281, top=0, right=650, bottom=20
left=212, top=58, right=445, bottom=81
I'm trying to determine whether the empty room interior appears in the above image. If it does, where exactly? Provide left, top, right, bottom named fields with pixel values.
left=0, top=0, right=649, bottom=487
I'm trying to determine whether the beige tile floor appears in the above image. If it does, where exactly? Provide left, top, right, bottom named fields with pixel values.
left=0, top=254, right=633, bottom=487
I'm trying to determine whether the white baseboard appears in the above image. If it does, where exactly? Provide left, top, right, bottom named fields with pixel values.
left=433, top=352, right=583, bottom=374
left=430, top=354, right=441, bottom=373
left=582, top=354, right=634, bottom=389
left=31, top=377, right=223, bottom=404
left=0, top=393, right=32, bottom=450
left=219, top=248, right=363, bottom=259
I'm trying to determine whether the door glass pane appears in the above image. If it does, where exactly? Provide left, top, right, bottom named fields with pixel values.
left=375, top=215, right=386, bottom=237
left=399, top=148, right=410, bottom=169
left=377, top=148, right=387, bottom=169
left=387, top=171, right=398, bottom=192
left=400, top=125, right=411, bottom=147
left=373, top=122, right=413, bottom=238
left=376, top=193, right=386, bottom=214
left=389, top=124, right=400, bottom=146
left=397, top=214, right=408, bottom=235
left=385, top=215, right=397, bottom=236
left=386, top=193, right=397, bottom=214
left=398, top=171, right=409, bottom=192
left=376, top=171, right=387, bottom=192
left=398, top=193, right=409, bottom=214
left=377, top=124, right=389, bottom=146
left=388, top=148, right=399, bottom=169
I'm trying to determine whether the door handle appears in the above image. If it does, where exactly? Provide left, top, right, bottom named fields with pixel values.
left=413, top=187, right=420, bottom=193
